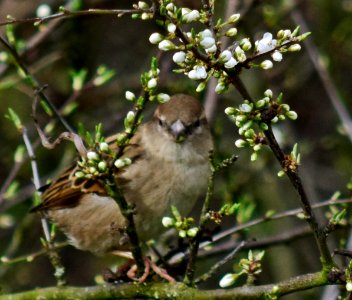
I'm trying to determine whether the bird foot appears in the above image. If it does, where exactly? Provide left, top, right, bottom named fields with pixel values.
left=103, top=257, right=175, bottom=283
left=127, top=257, right=176, bottom=283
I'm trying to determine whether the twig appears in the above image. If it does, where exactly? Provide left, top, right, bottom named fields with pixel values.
left=169, top=198, right=352, bottom=264
left=183, top=154, right=238, bottom=285
left=19, top=122, right=66, bottom=286
left=195, top=241, right=246, bottom=284
left=0, top=8, right=152, bottom=27
left=0, top=36, right=74, bottom=133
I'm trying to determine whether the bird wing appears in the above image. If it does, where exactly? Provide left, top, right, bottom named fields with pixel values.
left=31, top=129, right=146, bottom=212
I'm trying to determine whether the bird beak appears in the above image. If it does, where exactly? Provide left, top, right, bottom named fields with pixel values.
left=170, top=119, right=186, bottom=143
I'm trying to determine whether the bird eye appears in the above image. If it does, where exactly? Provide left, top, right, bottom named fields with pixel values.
left=158, top=119, right=164, bottom=127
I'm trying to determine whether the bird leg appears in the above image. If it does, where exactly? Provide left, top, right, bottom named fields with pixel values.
left=109, top=251, right=176, bottom=283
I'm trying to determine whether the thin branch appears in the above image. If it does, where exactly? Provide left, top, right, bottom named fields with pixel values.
left=184, top=154, right=237, bottom=285
left=0, top=36, right=74, bottom=133
left=0, top=8, right=152, bottom=27
left=195, top=241, right=246, bottom=284
left=169, top=198, right=352, bottom=264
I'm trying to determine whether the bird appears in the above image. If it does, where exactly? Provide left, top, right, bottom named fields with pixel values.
left=31, top=94, right=213, bottom=280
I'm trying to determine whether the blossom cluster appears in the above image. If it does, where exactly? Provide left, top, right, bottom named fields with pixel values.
left=225, top=90, right=298, bottom=161
left=162, top=206, right=198, bottom=238
left=219, top=250, right=265, bottom=288
left=144, top=0, right=309, bottom=95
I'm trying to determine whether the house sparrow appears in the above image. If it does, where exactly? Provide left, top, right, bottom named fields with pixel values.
left=32, top=94, right=213, bottom=259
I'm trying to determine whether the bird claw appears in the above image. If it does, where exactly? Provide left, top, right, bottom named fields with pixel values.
left=127, top=257, right=176, bottom=283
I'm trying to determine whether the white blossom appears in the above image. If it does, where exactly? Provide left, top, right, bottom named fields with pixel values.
left=157, top=93, right=170, bottom=103
left=181, top=9, right=200, bottom=23
left=167, top=23, right=176, bottom=33
left=260, top=59, right=273, bottom=70
left=241, top=38, right=252, bottom=50
left=187, top=227, right=198, bottom=237
left=98, top=161, right=107, bottom=171
left=224, top=57, right=238, bottom=69
left=172, top=51, right=186, bottom=64
left=256, top=32, right=277, bottom=54
left=224, top=107, right=235, bottom=115
left=219, top=273, right=236, bottom=288
left=220, top=50, right=232, bottom=62
left=235, top=46, right=246, bottom=62
left=162, top=217, right=174, bottom=228
left=36, top=4, right=51, bottom=18
left=138, top=1, right=149, bottom=9
left=272, top=50, right=283, bottom=62
left=199, top=29, right=213, bottom=38
left=149, top=32, right=163, bottom=44
left=99, top=142, right=109, bottom=152
left=125, top=91, right=136, bottom=101
left=239, top=103, right=252, bottom=112
left=147, top=78, right=157, bottom=89
left=158, top=40, right=175, bottom=51
left=200, top=37, right=216, bottom=49
left=206, top=44, right=217, bottom=53
left=288, top=44, right=301, bottom=52
left=215, top=81, right=226, bottom=94
left=188, top=65, right=207, bottom=80
left=347, top=282, right=352, bottom=292
left=264, top=89, right=273, bottom=98
left=114, top=158, right=132, bottom=169
left=166, top=3, right=174, bottom=11
left=87, top=151, right=99, bottom=161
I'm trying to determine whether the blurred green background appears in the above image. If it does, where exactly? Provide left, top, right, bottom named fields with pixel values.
left=0, top=0, right=351, bottom=299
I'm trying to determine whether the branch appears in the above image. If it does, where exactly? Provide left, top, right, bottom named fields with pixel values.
left=0, top=7, right=152, bottom=27
left=0, top=271, right=337, bottom=300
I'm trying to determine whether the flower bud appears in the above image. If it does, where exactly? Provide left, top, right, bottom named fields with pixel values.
left=99, top=142, right=109, bottom=152
left=227, top=13, right=240, bottom=24
left=264, top=89, right=273, bottom=98
left=172, top=51, right=186, bottom=64
left=200, top=37, right=216, bottom=49
left=187, top=227, right=199, bottom=237
left=125, top=91, right=136, bottom=101
left=126, top=111, right=135, bottom=123
left=36, top=4, right=51, bottom=18
left=158, top=39, right=175, bottom=51
left=288, top=44, right=301, bottom=52
left=224, top=107, right=236, bottom=115
left=235, top=139, right=247, bottom=148
left=167, top=23, right=176, bottom=33
left=286, top=111, right=298, bottom=120
left=182, top=9, right=200, bottom=23
left=241, top=38, right=252, bottom=50
left=219, top=50, right=232, bottom=62
left=219, top=273, right=236, bottom=288
left=260, top=60, right=273, bottom=70
left=75, top=171, right=85, bottom=178
left=98, top=161, right=107, bottom=171
left=147, top=78, right=157, bottom=89
left=224, top=57, right=238, bottom=69
left=138, top=1, right=149, bottom=9
left=87, top=151, right=99, bottom=161
left=272, top=50, right=283, bottom=62
left=157, top=93, right=170, bottom=103
left=215, top=81, right=226, bottom=94
left=225, top=28, right=237, bottom=37
left=162, top=217, right=174, bottom=228
left=149, top=32, right=163, bottom=44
